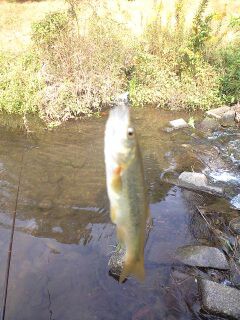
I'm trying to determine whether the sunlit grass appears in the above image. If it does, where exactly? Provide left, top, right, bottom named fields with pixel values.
left=1, top=0, right=239, bottom=53
left=0, top=0, right=67, bottom=52
left=91, top=0, right=240, bottom=40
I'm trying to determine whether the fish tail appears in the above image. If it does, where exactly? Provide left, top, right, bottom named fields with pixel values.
left=119, top=253, right=145, bottom=283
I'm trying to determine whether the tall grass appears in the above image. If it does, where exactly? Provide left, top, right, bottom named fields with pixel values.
left=0, top=0, right=240, bottom=124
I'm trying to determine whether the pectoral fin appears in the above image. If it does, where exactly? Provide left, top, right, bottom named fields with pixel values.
left=110, top=206, right=117, bottom=224
left=111, top=166, right=122, bottom=193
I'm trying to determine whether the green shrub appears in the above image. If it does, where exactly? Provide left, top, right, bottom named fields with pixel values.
left=32, top=12, right=70, bottom=50
left=218, top=44, right=240, bottom=104
left=189, top=0, right=212, bottom=53
left=129, top=51, right=221, bottom=110
left=31, top=10, right=135, bottom=122
left=135, top=0, right=222, bottom=110
left=0, top=52, right=43, bottom=114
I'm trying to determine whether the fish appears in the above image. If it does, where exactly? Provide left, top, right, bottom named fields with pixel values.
left=104, top=97, right=149, bottom=283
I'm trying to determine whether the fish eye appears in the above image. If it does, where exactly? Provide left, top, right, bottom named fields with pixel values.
left=127, top=127, right=134, bottom=137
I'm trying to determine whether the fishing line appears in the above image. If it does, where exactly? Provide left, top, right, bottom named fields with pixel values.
left=1, top=147, right=25, bottom=320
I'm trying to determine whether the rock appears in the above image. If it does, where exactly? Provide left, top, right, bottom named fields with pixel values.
left=235, top=112, right=240, bottom=124
left=169, top=118, right=188, bottom=129
left=108, top=245, right=125, bottom=278
left=206, top=105, right=240, bottom=126
left=233, top=102, right=240, bottom=113
left=230, top=260, right=240, bottom=289
left=229, top=217, right=240, bottom=235
left=171, top=270, right=190, bottom=282
left=178, top=172, right=223, bottom=196
left=176, top=245, right=229, bottom=270
left=206, top=106, right=231, bottom=119
left=179, top=171, right=207, bottom=186
left=191, top=145, right=229, bottom=172
left=220, top=110, right=236, bottom=127
left=197, top=117, right=219, bottom=132
left=199, top=279, right=240, bottom=319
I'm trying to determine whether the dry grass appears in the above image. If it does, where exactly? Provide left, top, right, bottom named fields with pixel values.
left=0, top=0, right=67, bottom=52
left=1, top=0, right=239, bottom=53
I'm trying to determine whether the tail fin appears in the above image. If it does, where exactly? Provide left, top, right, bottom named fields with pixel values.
left=119, top=253, right=145, bottom=283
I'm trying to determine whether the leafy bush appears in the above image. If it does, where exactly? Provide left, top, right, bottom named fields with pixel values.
left=218, top=44, right=240, bottom=104
left=130, top=0, right=222, bottom=110
left=32, top=9, right=136, bottom=122
left=129, top=51, right=221, bottom=110
left=0, top=52, right=43, bottom=114
left=32, top=12, right=69, bottom=50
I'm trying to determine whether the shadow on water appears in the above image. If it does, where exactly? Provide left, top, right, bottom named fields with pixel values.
left=0, top=109, right=237, bottom=319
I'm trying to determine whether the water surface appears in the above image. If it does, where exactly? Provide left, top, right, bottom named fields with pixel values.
left=0, top=109, right=238, bottom=320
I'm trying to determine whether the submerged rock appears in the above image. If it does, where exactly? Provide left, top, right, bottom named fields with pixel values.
left=178, top=172, right=223, bottom=196
left=197, top=117, right=220, bottom=132
left=229, top=217, right=240, bottom=235
left=176, top=245, right=229, bottom=270
left=108, top=245, right=125, bottom=278
left=169, top=118, right=188, bottom=129
left=199, top=279, right=240, bottom=319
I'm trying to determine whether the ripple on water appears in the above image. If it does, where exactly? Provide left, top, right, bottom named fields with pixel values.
left=209, top=170, right=240, bottom=185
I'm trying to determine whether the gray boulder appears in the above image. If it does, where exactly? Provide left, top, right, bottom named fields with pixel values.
left=169, top=118, right=189, bottom=129
left=220, top=110, right=236, bottom=127
left=197, top=117, right=220, bottom=132
left=206, top=104, right=240, bottom=127
left=178, top=172, right=223, bottom=196
left=206, top=106, right=231, bottom=119
left=199, top=279, right=240, bottom=319
left=176, top=245, right=229, bottom=270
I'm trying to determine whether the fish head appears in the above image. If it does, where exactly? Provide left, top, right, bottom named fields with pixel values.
left=104, top=104, right=137, bottom=168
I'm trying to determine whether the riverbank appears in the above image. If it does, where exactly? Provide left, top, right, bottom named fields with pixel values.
left=0, top=0, right=240, bottom=126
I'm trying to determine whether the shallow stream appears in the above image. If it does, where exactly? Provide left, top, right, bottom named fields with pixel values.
left=0, top=109, right=239, bottom=320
